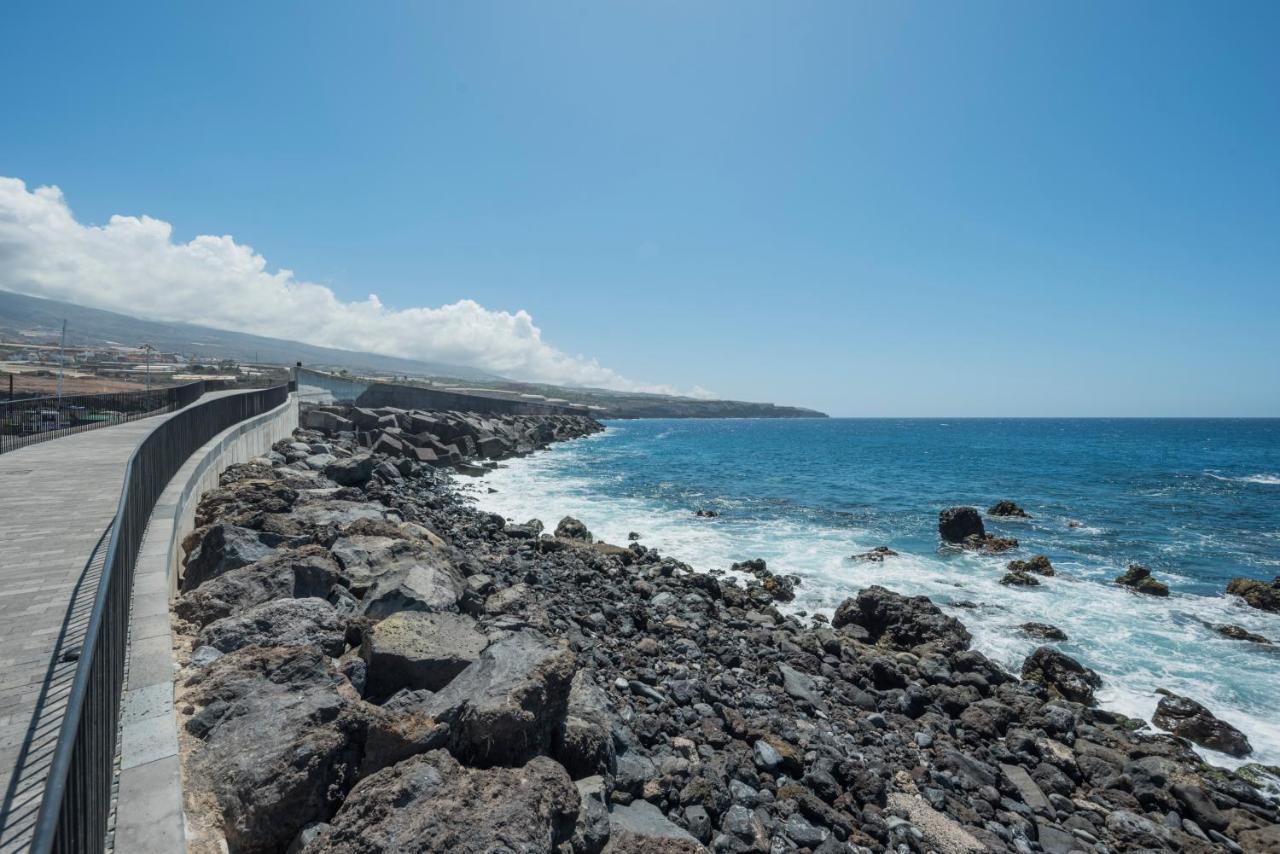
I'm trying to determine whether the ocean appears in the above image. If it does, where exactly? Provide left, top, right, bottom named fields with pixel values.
left=471, top=418, right=1280, bottom=769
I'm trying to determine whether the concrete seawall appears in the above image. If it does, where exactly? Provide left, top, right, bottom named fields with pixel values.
left=113, top=392, right=298, bottom=853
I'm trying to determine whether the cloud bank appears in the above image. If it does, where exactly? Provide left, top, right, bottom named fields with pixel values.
left=0, top=176, right=706, bottom=395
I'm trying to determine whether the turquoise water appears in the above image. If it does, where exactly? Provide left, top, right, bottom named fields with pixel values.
left=473, top=418, right=1280, bottom=767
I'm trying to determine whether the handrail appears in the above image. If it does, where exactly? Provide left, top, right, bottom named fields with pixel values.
left=30, top=384, right=290, bottom=854
left=0, top=380, right=208, bottom=455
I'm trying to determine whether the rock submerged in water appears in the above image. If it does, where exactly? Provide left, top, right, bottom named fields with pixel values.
left=938, top=506, right=1019, bottom=553
left=1153, top=690, right=1253, bottom=757
left=999, top=571, right=1040, bottom=587
left=1020, top=622, right=1068, bottom=641
left=694, top=508, right=719, bottom=518
left=987, top=500, right=1031, bottom=518
left=938, top=506, right=985, bottom=542
left=1115, top=564, right=1170, bottom=596
left=1216, top=624, right=1272, bottom=644
left=1021, top=646, right=1102, bottom=705
left=851, top=545, right=898, bottom=562
left=1226, top=575, right=1280, bottom=612
left=1007, top=554, right=1055, bottom=576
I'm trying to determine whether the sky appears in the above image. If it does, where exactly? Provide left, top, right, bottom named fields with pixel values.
left=1, top=1, right=1278, bottom=416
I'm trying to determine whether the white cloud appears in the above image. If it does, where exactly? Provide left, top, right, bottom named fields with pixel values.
left=0, top=176, right=711, bottom=396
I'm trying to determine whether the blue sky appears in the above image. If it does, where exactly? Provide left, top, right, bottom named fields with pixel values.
left=1, top=1, right=1277, bottom=416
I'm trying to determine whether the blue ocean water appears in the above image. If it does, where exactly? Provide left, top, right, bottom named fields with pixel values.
left=473, top=418, right=1280, bottom=767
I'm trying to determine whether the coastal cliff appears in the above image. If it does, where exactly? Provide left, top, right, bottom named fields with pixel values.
left=169, top=405, right=1279, bottom=853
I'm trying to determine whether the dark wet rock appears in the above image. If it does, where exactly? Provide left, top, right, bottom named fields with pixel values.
left=1153, top=690, right=1252, bottom=756
left=1020, top=622, right=1068, bottom=641
left=606, top=800, right=705, bottom=852
left=988, top=500, right=1031, bottom=518
left=1227, top=576, right=1280, bottom=613
left=1021, top=646, right=1102, bottom=705
left=196, top=597, right=346, bottom=656
left=556, top=516, right=593, bottom=542
left=938, top=506, right=985, bottom=542
left=308, top=750, right=578, bottom=853
left=1116, top=564, right=1170, bottom=596
left=1000, top=570, right=1040, bottom=587
left=1008, top=554, right=1055, bottom=576
left=1216, top=624, right=1272, bottom=644
left=182, top=524, right=277, bottom=593
left=182, top=646, right=367, bottom=854
left=852, top=545, right=899, bottom=562
left=832, top=585, right=971, bottom=654
left=423, top=629, right=576, bottom=767
left=174, top=546, right=342, bottom=629
left=627, top=531, right=641, bottom=541
left=322, top=454, right=376, bottom=487
left=694, top=509, right=719, bottom=518
left=359, top=611, right=489, bottom=698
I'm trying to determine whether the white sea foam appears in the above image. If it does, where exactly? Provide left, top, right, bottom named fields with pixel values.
left=1206, top=471, right=1280, bottom=485
left=475, top=437, right=1280, bottom=770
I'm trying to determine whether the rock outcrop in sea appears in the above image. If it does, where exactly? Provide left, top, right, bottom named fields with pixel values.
left=170, top=405, right=1280, bottom=853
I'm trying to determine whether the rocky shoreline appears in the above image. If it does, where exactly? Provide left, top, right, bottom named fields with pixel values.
left=170, top=405, right=1280, bottom=853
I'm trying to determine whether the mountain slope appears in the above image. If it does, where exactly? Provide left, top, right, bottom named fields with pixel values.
left=0, top=289, right=498, bottom=380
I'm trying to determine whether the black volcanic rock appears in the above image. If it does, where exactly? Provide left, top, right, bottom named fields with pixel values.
left=938, top=506, right=985, bottom=543
left=1116, top=564, right=1170, bottom=597
left=832, top=585, right=971, bottom=654
left=988, top=500, right=1031, bottom=518
left=1021, top=646, right=1102, bottom=705
left=1226, top=576, right=1280, bottom=612
left=1153, top=690, right=1252, bottom=757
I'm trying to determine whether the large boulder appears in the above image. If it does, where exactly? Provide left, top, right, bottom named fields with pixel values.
left=307, top=750, right=579, bottom=853
left=323, top=454, right=376, bottom=487
left=604, top=801, right=705, bottom=853
left=360, top=611, right=489, bottom=698
left=555, top=516, right=594, bottom=542
left=988, top=500, right=1031, bottom=518
left=182, top=524, right=277, bottom=593
left=194, top=479, right=298, bottom=528
left=182, top=646, right=367, bottom=854
left=197, top=598, right=346, bottom=656
left=832, top=586, right=971, bottom=654
left=938, top=507, right=985, bottom=543
left=1115, top=564, right=1170, bottom=597
left=174, top=546, right=342, bottom=629
left=1226, top=576, right=1280, bottom=613
left=1008, top=555, right=1055, bottom=576
left=424, top=629, right=577, bottom=767
left=361, top=562, right=465, bottom=620
left=1152, top=691, right=1252, bottom=757
left=1021, top=647, right=1102, bottom=705
left=554, top=670, right=618, bottom=779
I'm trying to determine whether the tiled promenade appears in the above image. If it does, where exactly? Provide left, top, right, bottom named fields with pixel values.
left=0, top=392, right=243, bottom=852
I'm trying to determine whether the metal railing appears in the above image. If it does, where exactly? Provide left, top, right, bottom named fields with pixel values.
left=30, top=384, right=290, bottom=854
left=0, top=381, right=208, bottom=455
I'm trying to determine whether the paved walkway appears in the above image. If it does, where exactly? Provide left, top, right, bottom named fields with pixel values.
left=0, top=391, right=245, bottom=852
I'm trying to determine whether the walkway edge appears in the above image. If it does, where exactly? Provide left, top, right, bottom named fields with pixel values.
left=114, top=393, right=298, bottom=854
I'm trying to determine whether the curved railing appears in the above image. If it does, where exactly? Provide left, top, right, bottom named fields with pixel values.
left=0, top=380, right=208, bottom=455
left=30, top=383, right=290, bottom=854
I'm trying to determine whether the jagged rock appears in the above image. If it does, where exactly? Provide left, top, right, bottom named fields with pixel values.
left=182, top=524, right=277, bottom=592
left=323, top=454, right=376, bottom=487
left=1020, top=622, right=1068, bottom=641
left=308, top=750, right=579, bottom=853
left=1227, top=576, right=1280, bottom=612
left=1216, top=624, right=1271, bottom=644
left=361, top=561, right=465, bottom=620
left=360, top=611, right=489, bottom=698
left=1116, top=564, right=1170, bottom=596
left=194, top=478, right=298, bottom=528
left=605, top=800, right=705, bottom=853
left=1000, top=571, right=1040, bottom=587
left=1021, top=646, right=1102, bottom=705
left=174, top=546, right=342, bottom=629
left=1008, top=554, right=1055, bottom=576
left=555, top=670, right=618, bottom=779
left=832, top=585, right=971, bottom=654
left=572, top=776, right=612, bottom=854
left=197, top=598, right=346, bottom=656
left=423, top=629, right=576, bottom=767
left=988, top=500, right=1031, bottom=518
left=938, top=506, right=985, bottom=542
left=694, top=509, right=719, bottom=518
left=556, top=516, right=594, bottom=542
left=182, top=646, right=367, bottom=854
left=1153, top=690, right=1252, bottom=756
left=851, top=546, right=898, bottom=562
